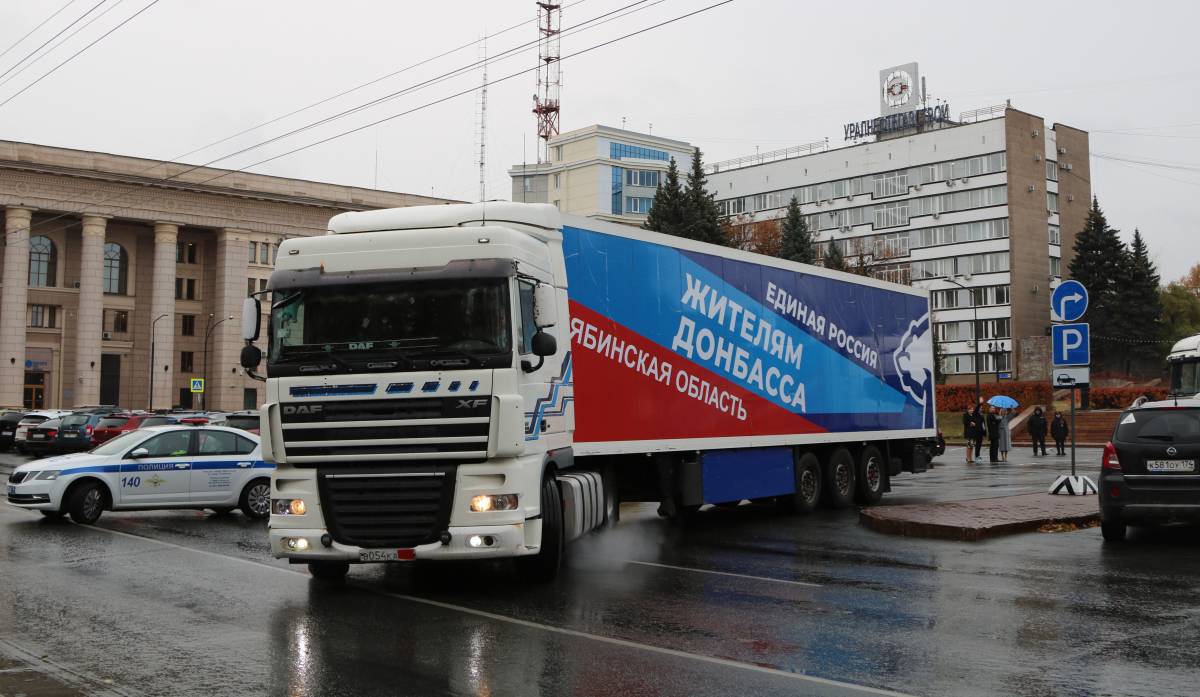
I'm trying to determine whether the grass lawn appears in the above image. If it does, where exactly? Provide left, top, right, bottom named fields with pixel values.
left=937, top=411, right=965, bottom=442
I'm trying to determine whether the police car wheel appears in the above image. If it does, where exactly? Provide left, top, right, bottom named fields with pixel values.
left=309, top=561, right=349, bottom=581
left=67, top=482, right=106, bottom=525
left=239, top=479, right=271, bottom=520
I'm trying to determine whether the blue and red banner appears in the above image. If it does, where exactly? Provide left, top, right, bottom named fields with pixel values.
left=563, top=225, right=934, bottom=444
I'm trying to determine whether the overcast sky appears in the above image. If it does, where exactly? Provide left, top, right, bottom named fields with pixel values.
left=1, top=0, right=1197, bottom=280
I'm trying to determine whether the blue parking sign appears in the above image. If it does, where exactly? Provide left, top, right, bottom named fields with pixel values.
left=1052, top=323, right=1090, bottom=366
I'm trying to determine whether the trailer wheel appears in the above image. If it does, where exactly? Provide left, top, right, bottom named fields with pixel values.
left=823, top=447, right=856, bottom=509
left=515, top=474, right=563, bottom=583
left=855, top=445, right=885, bottom=506
left=782, top=451, right=822, bottom=514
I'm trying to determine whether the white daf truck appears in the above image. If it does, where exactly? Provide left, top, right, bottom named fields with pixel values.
left=241, top=202, right=936, bottom=582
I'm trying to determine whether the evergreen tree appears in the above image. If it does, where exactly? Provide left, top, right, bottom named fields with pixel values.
left=778, top=195, right=815, bottom=264
left=1119, top=229, right=1163, bottom=372
left=682, top=148, right=726, bottom=246
left=1068, top=197, right=1128, bottom=372
left=643, top=157, right=687, bottom=237
left=823, top=237, right=846, bottom=272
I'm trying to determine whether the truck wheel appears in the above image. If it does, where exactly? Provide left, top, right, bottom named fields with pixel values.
left=67, top=481, right=107, bottom=525
left=309, top=561, right=349, bottom=581
left=783, top=452, right=822, bottom=514
left=823, top=447, right=856, bottom=509
left=239, top=478, right=271, bottom=520
left=1100, top=519, right=1126, bottom=542
left=855, top=445, right=885, bottom=506
left=516, top=475, right=563, bottom=583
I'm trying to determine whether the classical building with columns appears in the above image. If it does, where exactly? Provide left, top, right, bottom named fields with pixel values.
left=0, top=140, right=453, bottom=412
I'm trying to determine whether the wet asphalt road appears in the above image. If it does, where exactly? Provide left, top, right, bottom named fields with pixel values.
left=2, top=447, right=1199, bottom=697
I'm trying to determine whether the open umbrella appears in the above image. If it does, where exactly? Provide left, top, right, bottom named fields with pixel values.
left=987, top=395, right=1019, bottom=409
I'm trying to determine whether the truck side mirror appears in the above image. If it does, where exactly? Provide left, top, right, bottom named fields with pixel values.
left=242, top=297, right=261, bottom=342
left=532, top=331, right=557, bottom=357
left=240, top=345, right=262, bottom=370
left=533, top=283, right=557, bottom=328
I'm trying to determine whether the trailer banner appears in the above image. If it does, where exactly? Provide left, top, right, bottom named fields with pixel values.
left=563, top=226, right=934, bottom=443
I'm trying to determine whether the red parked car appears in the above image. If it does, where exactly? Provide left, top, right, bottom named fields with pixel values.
left=90, top=413, right=179, bottom=444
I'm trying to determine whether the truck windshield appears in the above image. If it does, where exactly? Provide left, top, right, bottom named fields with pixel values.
left=1170, top=360, right=1199, bottom=397
left=269, top=278, right=511, bottom=369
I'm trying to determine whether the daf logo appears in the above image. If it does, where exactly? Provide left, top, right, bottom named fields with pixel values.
left=282, top=404, right=324, bottom=415
left=349, top=342, right=374, bottom=350
left=1167, top=446, right=1178, bottom=456
left=457, top=399, right=488, bottom=409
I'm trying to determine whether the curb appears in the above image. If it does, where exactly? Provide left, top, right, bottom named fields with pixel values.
left=859, top=493, right=1100, bottom=542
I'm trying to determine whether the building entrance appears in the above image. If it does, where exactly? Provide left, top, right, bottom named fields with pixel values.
left=23, top=371, right=46, bottom=410
left=100, top=354, right=121, bottom=406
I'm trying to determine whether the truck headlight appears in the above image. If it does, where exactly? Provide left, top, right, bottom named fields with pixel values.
left=272, top=498, right=307, bottom=515
left=34, top=470, right=60, bottom=481
left=469, top=494, right=518, bottom=512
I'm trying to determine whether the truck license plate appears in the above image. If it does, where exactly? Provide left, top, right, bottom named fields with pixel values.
left=358, top=548, right=415, bottom=562
left=1147, top=460, right=1195, bottom=472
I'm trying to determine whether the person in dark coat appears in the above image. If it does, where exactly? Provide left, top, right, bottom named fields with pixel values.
left=986, top=406, right=1002, bottom=463
left=1028, top=406, right=1048, bottom=456
left=971, top=402, right=985, bottom=461
left=962, top=407, right=978, bottom=463
left=1050, top=411, right=1069, bottom=456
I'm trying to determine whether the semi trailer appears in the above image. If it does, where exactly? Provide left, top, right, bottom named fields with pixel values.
left=239, top=202, right=937, bottom=581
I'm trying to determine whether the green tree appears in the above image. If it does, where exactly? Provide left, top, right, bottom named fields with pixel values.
left=823, top=237, right=846, bottom=271
left=778, top=195, right=815, bottom=264
left=1068, top=197, right=1128, bottom=371
left=643, top=157, right=687, bottom=237
left=682, top=148, right=726, bottom=246
left=1161, top=282, right=1200, bottom=344
left=1118, top=229, right=1163, bottom=372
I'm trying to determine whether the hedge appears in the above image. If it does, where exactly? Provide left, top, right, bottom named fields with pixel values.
left=935, top=381, right=1053, bottom=412
left=1085, top=387, right=1169, bottom=410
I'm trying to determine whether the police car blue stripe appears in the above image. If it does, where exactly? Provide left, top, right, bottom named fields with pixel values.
left=58, top=460, right=270, bottom=476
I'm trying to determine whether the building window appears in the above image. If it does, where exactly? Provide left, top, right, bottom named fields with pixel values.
left=553, top=173, right=561, bottom=188
left=874, top=201, right=909, bottom=229
left=247, top=278, right=256, bottom=297
left=1050, top=256, right=1061, bottom=278
left=107, top=310, right=129, bottom=334
left=102, top=242, right=128, bottom=295
left=243, top=388, right=258, bottom=411
left=28, top=304, right=58, bottom=328
left=1046, top=160, right=1059, bottom=182
left=176, top=242, right=197, bottom=264
left=913, top=219, right=1009, bottom=248
left=260, top=243, right=270, bottom=264
left=181, top=351, right=194, bottom=372
left=248, top=241, right=257, bottom=263
left=523, top=177, right=534, bottom=193
left=28, top=235, right=56, bottom=287
left=611, top=167, right=623, bottom=215
left=1046, top=191, right=1059, bottom=213
left=553, top=145, right=562, bottom=161
left=181, top=314, right=195, bottom=336
left=912, top=252, right=1009, bottom=280
left=272, top=244, right=279, bottom=264
left=625, top=197, right=653, bottom=214
left=186, top=278, right=196, bottom=300
left=624, top=169, right=660, bottom=188
left=610, top=143, right=669, bottom=161
left=259, top=278, right=268, bottom=292
left=873, top=170, right=909, bottom=198
left=1048, top=224, right=1061, bottom=245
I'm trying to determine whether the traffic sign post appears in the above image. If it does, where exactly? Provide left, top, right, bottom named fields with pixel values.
left=1049, top=281, right=1095, bottom=496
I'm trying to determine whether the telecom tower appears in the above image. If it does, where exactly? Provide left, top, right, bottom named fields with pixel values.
left=533, top=2, right=561, bottom=163
left=475, top=36, right=488, bottom=201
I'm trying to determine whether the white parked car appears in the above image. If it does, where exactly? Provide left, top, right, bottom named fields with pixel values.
left=6, top=425, right=273, bottom=524
left=13, top=410, right=72, bottom=453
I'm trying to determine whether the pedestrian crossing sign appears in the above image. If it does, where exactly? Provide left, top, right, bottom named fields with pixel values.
left=190, top=378, right=205, bottom=393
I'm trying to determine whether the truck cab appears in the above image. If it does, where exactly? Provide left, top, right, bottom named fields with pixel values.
left=243, top=203, right=581, bottom=581
left=1168, top=334, right=1200, bottom=398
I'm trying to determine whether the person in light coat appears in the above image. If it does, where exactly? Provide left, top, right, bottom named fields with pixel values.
left=997, top=407, right=1011, bottom=462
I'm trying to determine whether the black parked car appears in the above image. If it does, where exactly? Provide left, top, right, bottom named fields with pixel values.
left=1099, top=398, right=1200, bottom=542
left=23, top=418, right=63, bottom=456
left=0, top=411, right=26, bottom=450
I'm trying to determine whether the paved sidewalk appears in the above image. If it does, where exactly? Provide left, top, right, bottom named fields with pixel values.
left=860, top=492, right=1099, bottom=541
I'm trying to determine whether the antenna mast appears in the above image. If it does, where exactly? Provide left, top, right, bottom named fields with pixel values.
left=533, top=2, right=561, bottom=163
left=475, top=35, right=488, bottom=201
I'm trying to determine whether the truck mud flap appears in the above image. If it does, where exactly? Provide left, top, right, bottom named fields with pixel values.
left=557, top=471, right=604, bottom=543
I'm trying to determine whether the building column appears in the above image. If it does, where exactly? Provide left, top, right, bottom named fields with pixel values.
left=0, top=207, right=34, bottom=408
left=73, top=215, right=108, bottom=406
left=211, top=228, right=249, bottom=411
left=150, top=223, right=178, bottom=410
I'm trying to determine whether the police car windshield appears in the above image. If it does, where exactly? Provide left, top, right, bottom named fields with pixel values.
left=268, top=279, right=511, bottom=365
left=89, top=430, right=148, bottom=456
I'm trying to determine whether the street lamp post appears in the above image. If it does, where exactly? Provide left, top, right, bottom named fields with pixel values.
left=149, top=313, right=168, bottom=411
left=945, top=274, right=980, bottom=406
left=203, top=313, right=234, bottom=411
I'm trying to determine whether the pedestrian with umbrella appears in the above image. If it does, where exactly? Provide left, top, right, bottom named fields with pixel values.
left=987, top=396, right=1019, bottom=463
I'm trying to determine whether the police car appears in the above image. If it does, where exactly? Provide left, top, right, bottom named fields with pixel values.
left=6, top=425, right=272, bottom=524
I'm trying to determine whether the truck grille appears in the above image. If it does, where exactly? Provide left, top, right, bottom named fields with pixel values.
left=318, top=467, right=454, bottom=548
left=280, top=397, right=490, bottom=464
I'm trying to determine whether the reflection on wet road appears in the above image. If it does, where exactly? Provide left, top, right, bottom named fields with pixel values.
left=2, top=449, right=1198, bottom=696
